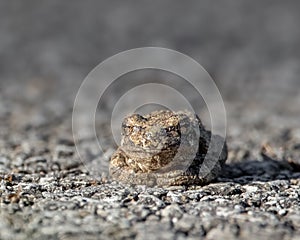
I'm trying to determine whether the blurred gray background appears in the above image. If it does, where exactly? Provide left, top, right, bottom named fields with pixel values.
left=0, top=0, right=300, bottom=128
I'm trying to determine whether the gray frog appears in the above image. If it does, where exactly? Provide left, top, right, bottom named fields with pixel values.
left=110, top=110, right=227, bottom=186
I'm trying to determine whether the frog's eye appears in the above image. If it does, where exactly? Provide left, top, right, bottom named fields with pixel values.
left=121, top=121, right=131, bottom=130
left=133, top=126, right=142, bottom=132
left=145, top=132, right=152, bottom=139
left=123, top=114, right=146, bottom=127
left=165, top=126, right=176, bottom=131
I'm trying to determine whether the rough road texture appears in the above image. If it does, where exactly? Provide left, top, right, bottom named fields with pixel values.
left=1, top=1, right=300, bottom=240
left=110, top=110, right=227, bottom=186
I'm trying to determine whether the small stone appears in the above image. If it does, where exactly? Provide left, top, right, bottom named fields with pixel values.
left=161, top=204, right=183, bottom=219
left=278, top=209, right=287, bottom=216
left=243, top=186, right=258, bottom=193
left=174, top=214, right=196, bottom=232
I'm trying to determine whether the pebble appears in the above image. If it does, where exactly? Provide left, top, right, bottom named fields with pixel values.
left=160, top=204, right=183, bottom=219
left=243, top=186, right=258, bottom=193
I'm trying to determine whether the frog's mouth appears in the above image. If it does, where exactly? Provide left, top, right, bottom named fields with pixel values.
left=120, top=145, right=180, bottom=173
left=120, top=145, right=179, bottom=156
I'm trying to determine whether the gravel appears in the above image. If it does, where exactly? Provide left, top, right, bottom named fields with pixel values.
left=0, top=101, right=300, bottom=240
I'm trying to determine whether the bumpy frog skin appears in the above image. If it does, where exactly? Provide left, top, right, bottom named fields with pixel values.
left=109, top=110, right=227, bottom=186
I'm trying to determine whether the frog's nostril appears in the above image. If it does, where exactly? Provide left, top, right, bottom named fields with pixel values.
left=133, top=114, right=146, bottom=121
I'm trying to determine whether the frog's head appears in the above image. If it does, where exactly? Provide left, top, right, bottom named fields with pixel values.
left=121, top=110, right=181, bottom=152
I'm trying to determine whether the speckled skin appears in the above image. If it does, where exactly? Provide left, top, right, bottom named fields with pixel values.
left=110, top=110, right=227, bottom=186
